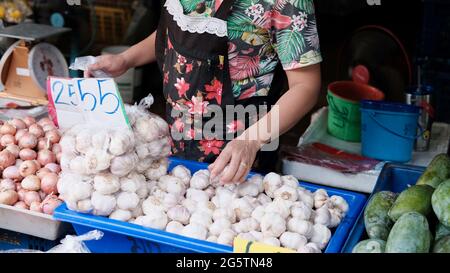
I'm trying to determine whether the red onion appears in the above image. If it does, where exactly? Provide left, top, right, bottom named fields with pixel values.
left=24, top=191, right=41, bottom=206
left=37, top=150, right=56, bottom=166
left=21, top=175, right=41, bottom=191
left=18, top=133, right=38, bottom=149
left=37, top=138, right=50, bottom=150
left=17, top=189, right=28, bottom=201
left=5, top=144, right=20, bottom=158
left=42, top=196, right=62, bottom=215
left=1, top=134, right=16, bottom=146
left=14, top=159, right=23, bottom=168
left=19, top=148, right=37, bottom=161
left=15, top=129, right=28, bottom=142
left=38, top=190, right=47, bottom=200
left=0, top=124, right=16, bottom=135
left=14, top=201, right=28, bottom=210
left=38, top=117, right=53, bottom=127
left=44, top=163, right=61, bottom=173
left=19, top=160, right=38, bottom=177
left=45, top=130, right=61, bottom=144
left=15, top=182, right=22, bottom=191
left=22, top=116, right=36, bottom=127
left=0, top=150, right=16, bottom=170
left=29, top=201, right=42, bottom=212
left=56, top=152, right=62, bottom=164
left=0, top=179, right=16, bottom=191
left=41, top=173, right=58, bottom=194
left=42, top=124, right=56, bottom=133
left=51, top=143, right=62, bottom=154
left=28, top=124, right=44, bottom=138
left=36, top=168, right=51, bottom=180
left=3, top=166, right=21, bottom=181
left=8, top=119, right=27, bottom=130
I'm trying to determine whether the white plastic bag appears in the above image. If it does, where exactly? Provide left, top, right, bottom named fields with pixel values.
left=69, top=56, right=111, bottom=78
left=46, top=230, right=104, bottom=253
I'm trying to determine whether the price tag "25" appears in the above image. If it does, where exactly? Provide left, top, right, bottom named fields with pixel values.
left=47, top=77, right=130, bottom=130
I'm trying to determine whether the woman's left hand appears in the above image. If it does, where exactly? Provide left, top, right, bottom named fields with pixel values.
left=209, top=138, right=262, bottom=184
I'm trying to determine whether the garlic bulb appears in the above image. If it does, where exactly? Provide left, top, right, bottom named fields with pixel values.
left=60, top=135, right=77, bottom=156
left=84, top=149, right=112, bottom=173
left=116, top=192, right=140, bottom=210
left=248, top=175, right=264, bottom=193
left=91, top=130, right=111, bottom=151
left=75, top=129, right=92, bottom=154
left=263, top=172, right=282, bottom=198
left=69, top=156, right=88, bottom=174
left=91, top=191, right=116, bottom=216
left=236, top=182, right=259, bottom=197
left=167, top=205, right=191, bottom=225
left=161, top=193, right=179, bottom=211
left=136, top=158, right=154, bottom=173
left=166, top=221, right=184, bottom=235
left=134, top=210, right=168, bottom=230
left=189, top=171, right=210, bottom=190
left=260, top=213, right=286, bottom=238
left=281, top=175, right=299, bottom=189
left=109, top=209, right=132, bottom=222
left=257, top=193, right=272, bottom=205
left=328, top=208, right=343, bottom=228
left=232, top=218, right=260, bottom=233
left=297, top=242, right=321, bottom=253
left=76, top=199, right=93, bottom=213
left=142, top=196, right=165, bottom=215
left=195, top=200, right=216, bottom=216
left=251, top=205, right=266, bottom=223
left=181, top=223, right=208, bottom=240
left=131, top=200, right=144, bottom=218
left=171, top=165, right=191, bottom=186
left=310, top=224, right=332, bottom=250
left=206, top=236, right=218, bottom=243
left=181, top=198, right=198, bottom=214
left=274, top=185, right=298, bottom=202
left=313, top=189, right=329, bottom=209
left=190, top=211, right=213, bottom=227
left=264, top=199, right=292, bottom=219
left=94, top=173, right=120, bottom=195
left=291, top=201, right=312, bottom=220
left=287, top=218, right=314, bottom=239
left=249, top=231, right=264, bottom=241
left=313, top=206, right=331, bottom=227
left=237, top=233, right=256, bottom=242
left=144, top=158, right=168, bottom=180
left=110, top=152, right=138, bottom=177
left=204, top=186, right=216, bottom=199
left=212, top=187, right=233, bottom=208
left=186, top=188, right=209, bottom=203
left=298, top=190, right=314, bottom=209
left=279, top=232, right=307, bottom=250
left=120, top=176, right=140, bottom=193
left=209, top=218, right=232, bottom=236
left=159, top=175, right=186, bottom=196
left=329, top=195, right=349, bottom=215
left=108, top=130, right=134, bottom=156
left=262, top=237, right=280, bottom=247
left=232, top=198, right=254, bottom=221
left=212, top=208, right=237, bottom=224
left=217, top=229, right=236, bottom=246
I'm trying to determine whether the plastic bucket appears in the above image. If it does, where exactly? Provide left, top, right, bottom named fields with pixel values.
left=327, top=81, right=385, bottom=142
left=361, top=100, right=421, bottom=162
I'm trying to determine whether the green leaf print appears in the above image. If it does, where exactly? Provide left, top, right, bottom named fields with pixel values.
left=232, top=83, right=242, bottom=97
left=228, top=11, right=256, bottom=34
left=276, top=29, right=306, bottom=65
left=180, top=0, right=203, bottom=13
left=288, top=0, right=315, bottom=13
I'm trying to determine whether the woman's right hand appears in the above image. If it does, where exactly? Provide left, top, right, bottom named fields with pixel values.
left=84, top=54, right=129, bottom=78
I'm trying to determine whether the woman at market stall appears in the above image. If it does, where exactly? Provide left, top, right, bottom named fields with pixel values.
left=85, top=0, right=322, bottom=184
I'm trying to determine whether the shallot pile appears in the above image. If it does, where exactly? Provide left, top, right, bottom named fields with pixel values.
left=0, top=117, right=63, bottom=215
left=58, top=102, right=171, bottom=218
left=132, top=167, right=349, bottom=253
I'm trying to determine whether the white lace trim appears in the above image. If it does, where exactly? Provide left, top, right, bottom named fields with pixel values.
left=165, top=0, right=228, bottom=37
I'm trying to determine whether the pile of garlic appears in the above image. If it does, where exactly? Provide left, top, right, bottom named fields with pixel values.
left=57, top=103, right=171, bottom=218
left=131, top=167, right=349, bottom=253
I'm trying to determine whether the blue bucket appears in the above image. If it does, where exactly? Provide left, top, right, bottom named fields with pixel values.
left=361, top=100, right=421, bottom=162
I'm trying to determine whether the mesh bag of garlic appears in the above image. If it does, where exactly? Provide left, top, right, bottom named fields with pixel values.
left=57, top=96, right=171, bottom=219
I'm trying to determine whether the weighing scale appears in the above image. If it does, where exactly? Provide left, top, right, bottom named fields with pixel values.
left=0, top=23, right=70, bottom=108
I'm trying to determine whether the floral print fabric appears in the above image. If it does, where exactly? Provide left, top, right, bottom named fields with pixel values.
left=179, top=0, right=322, bottom=100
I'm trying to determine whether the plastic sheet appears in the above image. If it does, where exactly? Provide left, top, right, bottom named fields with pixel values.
left=69, top=56, right=111, bottom=78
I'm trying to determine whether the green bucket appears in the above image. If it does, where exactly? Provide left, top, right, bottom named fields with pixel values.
left=327, top=81, right=385, bottom=142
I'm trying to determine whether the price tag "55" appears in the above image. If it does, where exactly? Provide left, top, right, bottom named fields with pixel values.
left=47, top=77, right=130, bottom=130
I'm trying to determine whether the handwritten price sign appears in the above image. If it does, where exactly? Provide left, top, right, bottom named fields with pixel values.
left=47, top=77, right=130, bottom=130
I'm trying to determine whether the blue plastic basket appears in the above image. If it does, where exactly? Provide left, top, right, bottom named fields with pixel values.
left=341, top=163, right=425, bottom=253
left=0, top=228, right=59, bottom=252
left=54, top=157, right=367, bottom=253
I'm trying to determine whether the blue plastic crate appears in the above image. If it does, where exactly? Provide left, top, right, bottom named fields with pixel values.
left=341, top=163, right=425, bottom=253
left=0, top=228, right=59, bottom=252
left=54, top=157, right=367, bottom=253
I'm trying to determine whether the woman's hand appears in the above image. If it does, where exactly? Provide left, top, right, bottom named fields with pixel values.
left=84, top=54, right=129, bottom=78
left=209, top=138, right=262, bottom=184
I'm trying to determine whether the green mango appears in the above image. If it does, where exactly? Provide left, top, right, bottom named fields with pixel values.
left=436, top=222, right=450, bottom=242
left=385, top=212, right=431, bottom=253
left=431, top=180, right=450, bottom=228
left=433, top=236, right=450, bottom=253
left=352, top=239, right=386, bottom=253
left=388, top=185, right=434, bottom=222
left=364, top=191, right=397, bottom=240
left=417, top=154, right=450, bottom=189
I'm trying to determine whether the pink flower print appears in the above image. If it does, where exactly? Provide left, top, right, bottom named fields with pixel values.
left=199, top=139, right=224, bottom=156
left=205, top=78, right=223, bottom=104
left=185, top=96, right=209, bottom=115
left=292, top=12, right=308, bottom=31
left=177, top=55, right=187, bottom=65
left=174, top=77, right=190, bottom=97
left=245, top=4, right=264, bottom=20
left=227, top=120, right=245, bottom=133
